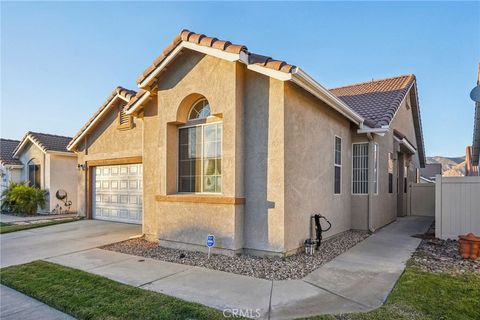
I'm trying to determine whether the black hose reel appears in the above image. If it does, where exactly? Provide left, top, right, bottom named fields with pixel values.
left=304, top=214, right=332, bottom=255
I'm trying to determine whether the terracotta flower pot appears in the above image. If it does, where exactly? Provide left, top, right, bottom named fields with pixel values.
left=459, top=238, right=471, bottom=259
left=458, top=233, right=480, bottom=260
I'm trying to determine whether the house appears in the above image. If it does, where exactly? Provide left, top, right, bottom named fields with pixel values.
left=419, top=163, right=442, bottom=182
left=68, top=29, right=425, bottom=256
left=11, top=132, right=78, bottom=213
left=0, top=139, right=23, bottom=195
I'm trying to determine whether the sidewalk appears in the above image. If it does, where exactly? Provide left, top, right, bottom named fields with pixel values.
left=0, top=285, right=74, bottom=320
left=45, top=216, right=432, bottom=319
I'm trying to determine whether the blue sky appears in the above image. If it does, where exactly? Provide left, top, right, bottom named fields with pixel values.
left=1, top=1, right=479, bottom=157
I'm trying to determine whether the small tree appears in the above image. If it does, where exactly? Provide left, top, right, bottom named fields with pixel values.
left=1, top=182, right=48, bottom=215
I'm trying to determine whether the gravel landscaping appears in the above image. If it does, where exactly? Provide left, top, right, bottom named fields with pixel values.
left=411, top=225, right=480, bottom=274
left=102, top=230, right=369, bottom=280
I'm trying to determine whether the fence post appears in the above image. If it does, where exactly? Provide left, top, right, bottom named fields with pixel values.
left=435, top=174, right=442, bottom=238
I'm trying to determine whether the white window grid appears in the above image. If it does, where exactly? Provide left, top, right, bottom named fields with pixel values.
left=334, top=136, right=342, bottom=194
left=352, top=143, right=369, bottom=194
left=178, top=121, right=222, bottom=194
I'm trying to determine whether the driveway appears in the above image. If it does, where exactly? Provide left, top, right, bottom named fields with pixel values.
left=0, top=220, right=141, bottom=268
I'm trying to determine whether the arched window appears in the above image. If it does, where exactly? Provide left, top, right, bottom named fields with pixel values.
left=178, top=98, right=222, bottom=193
left=27, top=159, right=41, bottom=188
left=188, top=99, right=211, bottom=120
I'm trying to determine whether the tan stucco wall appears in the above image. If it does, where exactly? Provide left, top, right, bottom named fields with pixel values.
left=49, top=154, right=78, bottom=212
left=143, top=51, right=246, bottom=252
left=75, top=99, right=144, bottom=217
left=243, top=70, right=286, bottom=254
left=283, top=82, right=353, bottom=253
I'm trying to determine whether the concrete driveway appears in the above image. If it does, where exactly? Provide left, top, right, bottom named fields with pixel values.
left=0, top=220, right=141, bottom=268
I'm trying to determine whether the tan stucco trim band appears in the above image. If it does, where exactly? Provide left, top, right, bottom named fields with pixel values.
left=87, top=156, right=142, bottom=167
left=155, top=194, right=245, bottom=205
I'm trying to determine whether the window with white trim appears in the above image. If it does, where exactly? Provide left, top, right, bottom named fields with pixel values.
left=352, top=143, right=369, bottom=194
left=388, top=152, right=394, bottom=193
left=178, top=99, right=222, bottom=193
left=27, top=159, right=41, bottom=188
left=334, top=136, right=341, bottom=194
left=373, top=143, right=379, bottom=194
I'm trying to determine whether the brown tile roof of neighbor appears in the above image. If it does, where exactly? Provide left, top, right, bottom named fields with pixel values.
left=14, top=132, right=73, bottom=156
left=330, top=75, right=416, bottom=128
left=67, top=86, right=144, bottom=149
left=137, top=29, right=296, bottom=85
left=0, top=138, right=22, bottom=166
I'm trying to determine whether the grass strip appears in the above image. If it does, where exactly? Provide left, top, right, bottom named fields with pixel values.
left=0, top=260, right=225, bottom=320
left=309, top=266, right=480, bottom=320
left=0, top=219, right=78, bottom=234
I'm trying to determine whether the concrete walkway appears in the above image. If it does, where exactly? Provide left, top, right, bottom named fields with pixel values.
left=44, top=216, right=432, bottom=319
left=0, top=285, right=74, bottom=320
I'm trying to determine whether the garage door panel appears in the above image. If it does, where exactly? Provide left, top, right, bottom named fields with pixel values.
left=93, top=164, right=143, bottom=224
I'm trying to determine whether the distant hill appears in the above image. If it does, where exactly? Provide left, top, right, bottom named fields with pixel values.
left=427, top=156, right=465, bottom=176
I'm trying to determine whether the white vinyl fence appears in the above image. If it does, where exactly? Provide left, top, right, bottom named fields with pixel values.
left=435, top=175, right=480, bottom=239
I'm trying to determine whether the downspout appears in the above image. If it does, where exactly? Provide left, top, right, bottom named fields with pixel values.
left=84, top=135, right=88, bottom=219
left=367, top=133, right=376, bottom=233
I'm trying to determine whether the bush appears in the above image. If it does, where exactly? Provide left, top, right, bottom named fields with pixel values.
left=1, top=182, right=48, bottom=215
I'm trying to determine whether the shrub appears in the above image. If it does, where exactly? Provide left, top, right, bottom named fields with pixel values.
left=1, top=182, right=48, bottom=215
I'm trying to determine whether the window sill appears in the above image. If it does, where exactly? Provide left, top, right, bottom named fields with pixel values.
left=155, top=194, right=245, bottom=205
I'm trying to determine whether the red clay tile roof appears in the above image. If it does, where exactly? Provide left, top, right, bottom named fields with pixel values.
left=0, top=138, right=22, bottom=166
left=330, top=75, right=415, bottom=128
left=68, top=86, right=141, bottom=150
left=15, top=132, right=73, bottom=156
left=137, top=29, right=296, bottom=85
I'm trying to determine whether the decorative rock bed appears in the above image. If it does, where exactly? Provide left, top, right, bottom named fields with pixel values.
left=102, top=230, right=369, bottom=280
left=411, top=226, right=480, bottom=273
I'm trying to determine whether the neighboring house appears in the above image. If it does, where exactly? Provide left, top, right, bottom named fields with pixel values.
left=0, top=139, right=23, bottom=196
left=12, top=132, right=78, bottom=213
left=466, top=64, right=480, bottom=176
left=68, top=29, right=425, bottom=256
left=419, top=163, right=442, bottom=182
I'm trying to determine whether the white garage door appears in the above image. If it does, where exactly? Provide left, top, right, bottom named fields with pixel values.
left=93, top=163, right=143, bottom=224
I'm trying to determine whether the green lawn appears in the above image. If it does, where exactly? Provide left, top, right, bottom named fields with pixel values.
left=308, top=266, right=480, bottom=320
left=0, top=218, right=78, bottom=234
left=0, top=260, right=226, bottom=320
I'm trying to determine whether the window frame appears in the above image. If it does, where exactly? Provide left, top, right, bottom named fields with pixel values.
left=28, top=163, right=41, bottom=188
left=351, top=142, right=369, bottom=195
left=188, top=98, right=211, bottom=121
left=334, top=135, right=342, bottom=194
left=177, top=120, right=223, bottom=194
left=388, top=152, right=394, bottom=194
left=373, top=142, right=379, bottom=195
